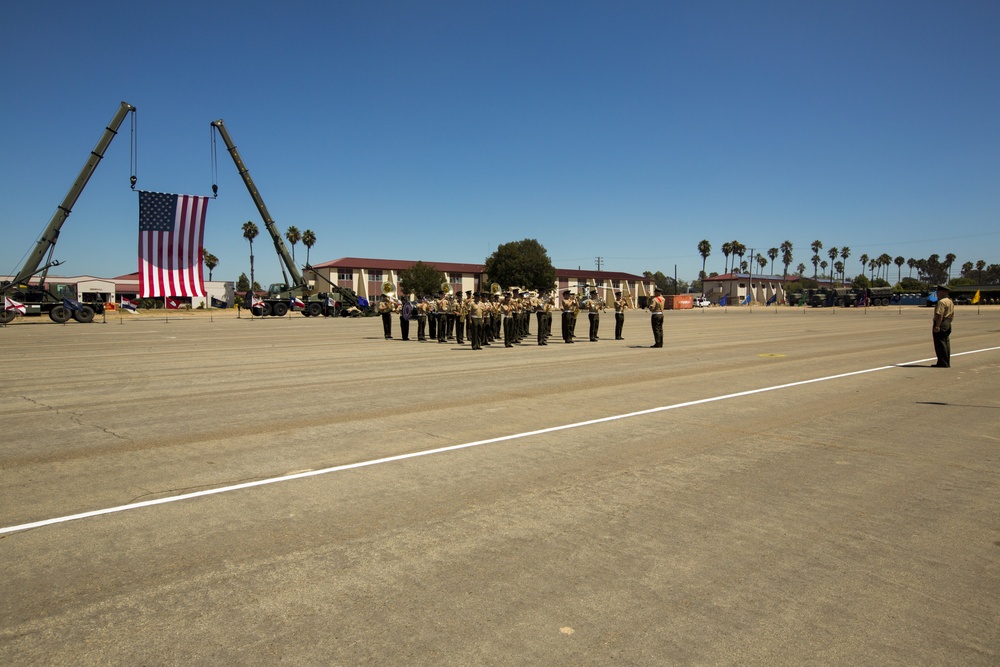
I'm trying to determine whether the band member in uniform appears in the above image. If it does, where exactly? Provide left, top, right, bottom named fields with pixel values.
left=437, top=292, right=451, bottom=343
left=416, top=297, right=430, bottom=341
left=587, top=289, right=603, bottom=341
left=542, top=291, right=555, bottom=344
left=648, top=287, right=665, bottom=348
left=561, top=289, right=575, bottom=343
left=536, top=291, right=548, bottom=345
left=501, top=292, right=515, bottom=347
left=428, top=293, right=438, bottom=340
left=454, top=291, right=467, bottom=344
left=399, top=299, right=412, bottom=341
left=614, top=290, right=628, bottom=340
left=468, top=292, right=484, bottom=350
left=378, top=294, right=394, bottom=339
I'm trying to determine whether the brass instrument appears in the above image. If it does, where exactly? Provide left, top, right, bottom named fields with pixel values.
left=441, top=281, right=452, bottom=295
left=382, top=281, right=395, bottom=295
left=490, top=283, right=501, bottom=296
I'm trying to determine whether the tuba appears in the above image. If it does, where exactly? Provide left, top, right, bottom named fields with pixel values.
left=441, top=281, right=452, bottom=295
left=490, top=283, right=502, bottom=296
left=382, top=281, right=395, bottom=295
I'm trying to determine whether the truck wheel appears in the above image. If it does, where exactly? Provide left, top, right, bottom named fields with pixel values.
left=73, top=305, right=96, bottom=323
left=1, top=310, right=14, bottom=324
left=305, top=302, right=323, bottom=317
left=49, top=306, right=71, bottom=323
left=271, top=301, right=289, bottom=317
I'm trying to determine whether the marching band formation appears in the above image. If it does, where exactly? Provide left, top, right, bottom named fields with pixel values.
left=378, top=282, right=666, bottom=349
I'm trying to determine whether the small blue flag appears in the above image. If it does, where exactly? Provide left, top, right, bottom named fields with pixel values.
left=719, top=294, right=728, bottom=307
left=63, top=298, right=82, bottom=312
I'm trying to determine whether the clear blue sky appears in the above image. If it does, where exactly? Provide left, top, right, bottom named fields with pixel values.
left=3, top=0, right=998, bottom=286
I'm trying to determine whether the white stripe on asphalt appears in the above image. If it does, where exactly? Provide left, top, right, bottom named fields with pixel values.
left=3, top=346, right=998, bottom=536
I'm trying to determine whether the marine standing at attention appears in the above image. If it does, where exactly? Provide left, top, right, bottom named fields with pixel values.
left=587, top=289, right=602, bottom=342
left=648, top=287, right=665, bottom=348
left=931, top=283, right=954, bottom=367
left=614, top=290, right=628, bottom=340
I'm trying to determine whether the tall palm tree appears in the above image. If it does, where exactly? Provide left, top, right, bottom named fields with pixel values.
left=757, top=253, right=768, bottom=274
left=203, top=250, right=219, bottom=281
left=827, top=247, right=838, bottom=279
left=767, top=247, right=778, bottom=276
left=721, top=242, right=733, bottom=274
left=796, top=263, right=806, bottom=277
left=839, top=246, right=851, bottom=282
left=732, top=241, right=746, bottom=275
left=302, top=229, right=317, bottom=267
left=907, top=258, right=916, bottom=278
left=859, top=253, right=869, bottom=279
left=894, top=256, right=905, bottom=286
left=780, top=240, right=793, bottom=278
left=878, top=253, right=892, bottom=282
left=242, top=221, right=259, bottom=293
left=976, top=259, right=986, bottom=282
left=810, top=240, right=823, bottom=279
left=834, top=261, right=844, bottom=281
left=868, top=259, right=877, bottom=281
left=944, top=253, right=956, bottom=282
left=698, top=240, right=711, bottom=278
left=285, top=226, right=302, bottom=263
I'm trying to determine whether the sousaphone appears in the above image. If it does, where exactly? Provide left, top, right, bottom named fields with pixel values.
left=382, top=281, right=395, bottom=295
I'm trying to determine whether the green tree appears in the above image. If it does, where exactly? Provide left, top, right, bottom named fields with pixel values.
left=203, top=250, right=218, bottom=281
left=721, top=242, right=733, bottom=274
left=698, top=240, right=712, bottom=279
left=810, top=240, right=823, bottom=279
left=483, top=239, right=557, bottom=292
left=285, top=226, right=301, bottom=263
left=780, top=240, right=793, bottom=278
left=398, top=261, right=446, bottom=298
left=242, top=221, right=259, bottom=293
left=302, top=229, right=317, bottom=267
left=236, top=272, right=261, bottom=293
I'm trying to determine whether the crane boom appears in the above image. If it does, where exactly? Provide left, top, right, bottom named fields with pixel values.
left=210, top=119, right=302, bottom=289
left=7, top=101, right=136, bottom=291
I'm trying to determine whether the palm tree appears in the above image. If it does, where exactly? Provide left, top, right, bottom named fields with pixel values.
left=796, top=263, right=806, bottom=277
left=820, top=260, right=829, bottom=278
left=859, top=253, right=869, bottom=279
left=827, top=246, right=839, bottom=278
left=285, top=226, right=302, bottom=263
left=907, top=258, right=916, bottom=278
left=868, top=259, right=877, bottom=281
left=878, top=254, right=892, bottom=282
left=839, top=246, right=851, bottom=282
left=976, top=259, right=986, bottom=282
left=944, top=253, right=956, bottom=282
left=203, top=250, right=219, bottom=281
left=810, top=240, right=823, bottom=279
left=732, top=241, right=746, bottom=275
left=242, top=221, right=259, bottom=293
left=722, top=242, right=733, bottom=274
left=780, top=241, right=793, bottom=279
left=834, top=261, right=844, bottom=281
left=698, top=240, right=711, bottom=279
left=767, top=247, right=778, bottom=276
left=961, top=261, right=973, bottom=279
left=302, top=229, right=317, bottom=267
left=894, top=256, right=905, bottom=286
left=757, top=253, right=768, bottom=274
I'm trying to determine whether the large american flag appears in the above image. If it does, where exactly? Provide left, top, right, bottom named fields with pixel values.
left=138, top=191, right=208, bottom=298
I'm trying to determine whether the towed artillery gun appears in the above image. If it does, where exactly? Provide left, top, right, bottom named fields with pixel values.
left=2, top=102, right=136, bottom=324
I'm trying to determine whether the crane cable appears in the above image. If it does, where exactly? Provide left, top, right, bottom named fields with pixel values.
left=210, top=125, right=219, bottom=198
left=129, top=109, right=138, bottom=190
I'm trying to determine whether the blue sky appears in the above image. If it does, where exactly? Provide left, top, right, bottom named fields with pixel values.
left=3, top=0, right=997, bottom=286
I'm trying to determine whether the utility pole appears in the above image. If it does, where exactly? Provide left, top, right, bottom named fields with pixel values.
left=595, top=257, right=604, bottom=272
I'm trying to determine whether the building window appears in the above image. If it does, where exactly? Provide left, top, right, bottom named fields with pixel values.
left=338, top=270, right=352, bottom=281
left=449, top=273, right=462, bottom=283
left=370, top=271, right=383, bottom=282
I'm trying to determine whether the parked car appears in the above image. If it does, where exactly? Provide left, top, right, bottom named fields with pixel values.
left=693, top=297, right=711, bottom=308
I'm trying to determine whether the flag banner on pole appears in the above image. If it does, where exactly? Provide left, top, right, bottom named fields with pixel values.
left=741, top=293, right=751, bottom=305
left=290, top=296, right=306, bottom=309
left=972, top=290, right=981, bottom=304
left=165, top=298, right=181, bottom=310
left=4, top=297, right=26, bottom=314
left=121, top=297, right=138, bottom=312
left=719, top=294, right=728, bottom=307
left=138, top=191, right=208, bottom=298
left=766, top=293, right=777, bottom=305
left=63, top=298, right=82, bottom=312
left=210, top=296, right=228, bottom=309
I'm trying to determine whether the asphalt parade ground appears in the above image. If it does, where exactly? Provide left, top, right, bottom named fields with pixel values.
left=2, top=305, right=998, bottom=665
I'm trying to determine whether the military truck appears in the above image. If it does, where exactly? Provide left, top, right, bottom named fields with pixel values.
left=2, top=102, right=135, bottom=325
left=807, top=287, right=858, bottom=307
left=857, top=286, right=894, bottom=306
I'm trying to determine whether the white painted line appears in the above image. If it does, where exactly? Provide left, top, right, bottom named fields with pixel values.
left=3, top=346, right=998, bottom=537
